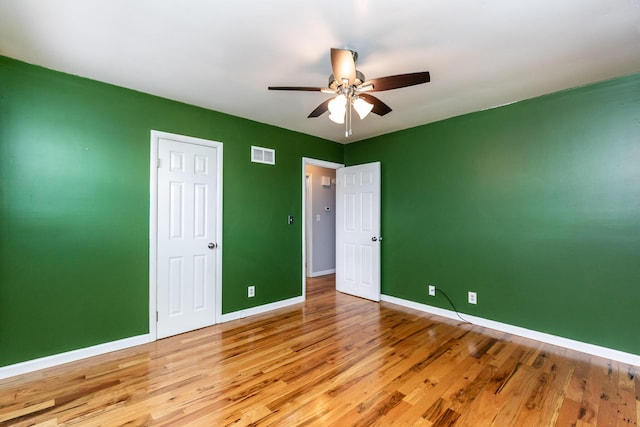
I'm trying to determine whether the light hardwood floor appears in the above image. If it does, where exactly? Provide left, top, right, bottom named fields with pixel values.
left=1, top=275, right=638, bottom=426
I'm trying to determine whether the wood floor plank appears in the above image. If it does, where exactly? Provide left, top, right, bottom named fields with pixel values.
left=489, top=364, right=541, bottom=426
left=615, top=366, right=637, bottom=426
left=580, top=359, right=611, bottom=424
left=1, top=274, right=637, bottom=426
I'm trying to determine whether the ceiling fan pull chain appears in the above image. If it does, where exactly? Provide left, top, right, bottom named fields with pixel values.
left=345, top=109, right=349, bottom=137
left=346, top=101, right=352, bottom=137
left=345, top=103, right=348, bottom=137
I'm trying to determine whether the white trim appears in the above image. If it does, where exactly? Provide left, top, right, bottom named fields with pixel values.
left=149, top=135, right=159, bottom=339
left=305, top=173, right=313, bottom=276
left=309, top=268, right=336, bottom=278
left=150, top=130, right=224, bottom=339
left=0, top=334, right=151, bottom=380
left=301, top=157, right=343, bottom=300
left=220, top=296, right=304, bottom=323
left=381, top=294, right=640, bottom=366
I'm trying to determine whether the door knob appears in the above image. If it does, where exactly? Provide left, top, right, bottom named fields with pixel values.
left=371, top=237, right=378, bottom=242
left=208, top=242, right=217, bottom=249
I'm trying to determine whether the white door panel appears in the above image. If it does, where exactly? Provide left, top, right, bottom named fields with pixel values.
left=157, top=137, right=218, bottom=338
left=336, top=162, right=381, bottom=301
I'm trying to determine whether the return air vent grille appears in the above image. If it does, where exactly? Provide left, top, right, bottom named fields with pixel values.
left=251, top=146, right=275, bottom=165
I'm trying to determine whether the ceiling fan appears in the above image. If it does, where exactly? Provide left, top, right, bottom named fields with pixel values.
left=268, top=48, right=431, bottom=137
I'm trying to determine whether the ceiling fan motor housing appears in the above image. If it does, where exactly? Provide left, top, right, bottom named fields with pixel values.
left=328, top=70, right=365, bottom=90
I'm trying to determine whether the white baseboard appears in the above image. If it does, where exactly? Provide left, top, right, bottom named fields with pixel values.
left=309, top=269, right=336, bottom=278
left=381, top=294, right=640, bottom=367
left=0, top=334, right=152, bottom=380
left=220, top=296, right=304, bottom=323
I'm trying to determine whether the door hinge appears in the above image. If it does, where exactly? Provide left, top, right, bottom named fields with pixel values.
left=156, top=311, right=159, bottom=322
left=157, top=158, right=161, bottom=168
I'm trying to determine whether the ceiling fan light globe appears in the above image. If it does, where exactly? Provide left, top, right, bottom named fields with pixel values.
left=353, top=97, right=374, bottom=120
left=329, top=111, right=345, bottom=124
left=328, top=94, right=347, bottom=114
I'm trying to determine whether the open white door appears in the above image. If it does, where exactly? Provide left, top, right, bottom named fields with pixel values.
left=156, top=135, right=221, bottom=338
left=336, top=162, right=381, bottom=301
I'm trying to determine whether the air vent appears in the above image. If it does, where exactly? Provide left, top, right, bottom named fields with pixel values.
left=251, top=146, right=275, bottom=165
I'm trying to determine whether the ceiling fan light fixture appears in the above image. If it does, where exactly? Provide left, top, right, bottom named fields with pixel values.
left=352, top=97, right=373, bottom=120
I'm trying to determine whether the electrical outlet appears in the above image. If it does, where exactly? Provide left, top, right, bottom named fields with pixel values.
left=428, top=285, right=436, bottom=296
left=468, top=291, right=477, bottom=304
left=248, top=285, right=255, bottom=298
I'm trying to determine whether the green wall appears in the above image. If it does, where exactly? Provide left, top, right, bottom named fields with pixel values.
left=345, top=73, right=640, bottom=355
left=0, top=56, right=342, bottom=366
left=2, top=54, right=638, bottom=368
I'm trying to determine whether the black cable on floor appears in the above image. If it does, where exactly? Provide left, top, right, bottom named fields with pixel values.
left=435, top=288, right=472, bottom=324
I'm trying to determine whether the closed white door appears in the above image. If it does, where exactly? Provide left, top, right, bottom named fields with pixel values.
left=157, top=137, right=219, bottom=338
left=336, top=162, right=381, bottom=301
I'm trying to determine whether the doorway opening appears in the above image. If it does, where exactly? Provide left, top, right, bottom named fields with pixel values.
left=301, top=158, right=343, bottom=299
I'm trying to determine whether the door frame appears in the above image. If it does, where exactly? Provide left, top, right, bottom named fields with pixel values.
left=301, top=157, right=343, bottom=299
left=305, top=173, right=313, bottom=276
left=150, top=130, right=223, bottom=340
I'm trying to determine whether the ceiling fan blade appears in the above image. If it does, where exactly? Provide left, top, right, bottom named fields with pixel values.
left=364, top=71, right=431, bottom=92
left=330, top=48, right=356, bottom=85
left=359, top=94, right=392, bottom=116
left=268, top=86, right=324, bottom=92
left=307, top=99, right=331, bottom=118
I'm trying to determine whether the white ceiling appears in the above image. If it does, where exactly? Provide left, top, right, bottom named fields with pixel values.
left=1, top=0, right=639, bottom=143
